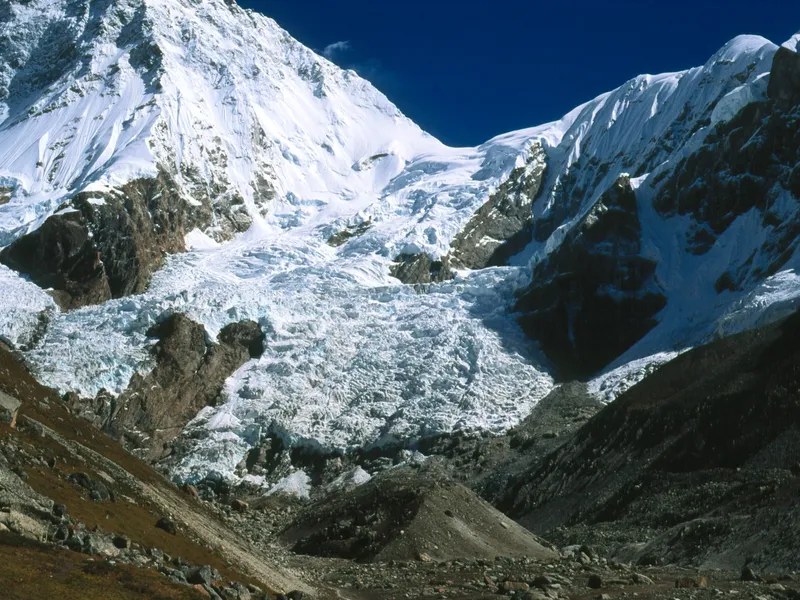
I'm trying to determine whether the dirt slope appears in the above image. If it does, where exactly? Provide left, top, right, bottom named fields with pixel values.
left=0, top=342, right=313, bottom=596
left=282, top=464, right=557, bottom=563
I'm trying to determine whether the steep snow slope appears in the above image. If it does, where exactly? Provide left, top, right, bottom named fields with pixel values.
left=2, top=0, right=800, bottom=482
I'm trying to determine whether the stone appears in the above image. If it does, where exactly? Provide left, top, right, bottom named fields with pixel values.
left=155, top=516, right=177, bottom=535
left=230, top=582, right=251, bottom=600
left=0, top=391, right=21, bottom=428
left=741, top=566, right=763, bottom=582
left=159, top=567, right=188, bottom=585
left=4, top=509, right=48, bottom=542
left=287, top=592, right=305, bottom=600
left=587, top=575, right=603, bottom=589
left=54, top=524, right=70, bottom=541
left=521, top=593, right=550, bottom=600
left=84, top=534, right=121, bottom=557
left=417, top=552, right=433, bottom=562
left=183, top=483, right=200, bottom=500
left=67, top=472, right=114, bottom=502
left=632, top=573, right=655, bottom=585
left=501, top=580, right=530, bottom=593
left=187, top=565, right=221, bottom=585
left=675, top=576, right=708, bottom=589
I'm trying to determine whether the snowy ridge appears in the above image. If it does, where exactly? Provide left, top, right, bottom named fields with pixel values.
left=2, top=1, right=800, bottom=482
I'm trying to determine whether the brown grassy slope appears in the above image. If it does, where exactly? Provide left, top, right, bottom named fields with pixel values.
left=0, top=344, right=311, bottom=595
left=0, top=531, right=207, bottom=600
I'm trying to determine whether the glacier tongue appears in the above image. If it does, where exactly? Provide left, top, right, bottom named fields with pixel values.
left=23, top=231, right=554, bottom=481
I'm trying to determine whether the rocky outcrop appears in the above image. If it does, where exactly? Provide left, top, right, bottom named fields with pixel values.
left=0, top=170, right=212, bottom=310
left=767, top=46, right=800, bottom=111
left=93, top=313, right=264, bottom=460
left=327, top=220, right=372, bottom=247
left=449, top=144, right=547, bottom=270
left=516, top=176, right=666, bottom=379
left=389, top=253, right=453, bottom=285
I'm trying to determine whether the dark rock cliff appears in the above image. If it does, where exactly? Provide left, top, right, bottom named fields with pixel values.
left=0, top=171, right=211, bottom=309
left=78, top=313, right=264, bottom=461
left=515, top=176, right=666, bottom=379
left=655, top=42, right=800, bottom=287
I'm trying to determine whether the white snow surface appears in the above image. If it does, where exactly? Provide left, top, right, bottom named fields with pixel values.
left=2, top=0, right=800, bottom=481
left=0, top=265, right=56, bottom=349
left=782, top=32, right=800, bottom=52
left=265, top=470, right=311, bottom=499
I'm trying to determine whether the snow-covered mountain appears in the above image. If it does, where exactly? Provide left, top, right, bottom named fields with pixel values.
left=1, top=0, right=799, bottom=482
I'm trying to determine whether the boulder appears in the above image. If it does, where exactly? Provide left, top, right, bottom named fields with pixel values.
left=84, top=533, right=121, bottom=557
left=0, top=391, right=21, bottom=428
left=155, top=516, right=177, bottom=535
left=0, top=508, right=48, bottom=542
left=502, top=581, right=530, bottom=593
left=675, top=576, right=708, bottom=589
left=187, top=565, right=221, bottom=585
left=183, top=483, right=201, bottom=500
left=741, top=566, right=763, bottom=582
left=587, top=575, right=603, bottom=589
left=67, top=472, right=114, bottom=502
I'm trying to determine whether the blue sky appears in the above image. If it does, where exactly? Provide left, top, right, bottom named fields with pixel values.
left=240, top=0, right=799, bottom=147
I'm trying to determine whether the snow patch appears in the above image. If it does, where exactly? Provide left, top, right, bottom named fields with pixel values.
left=266, top=471, right=311, bottom=499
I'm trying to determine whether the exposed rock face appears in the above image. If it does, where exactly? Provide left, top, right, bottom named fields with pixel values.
left=516, top=176, right=666, bottom=379
left=0, top=171, right=212, bottom=309
left=327, top=220, right=372, bottom=247
left=93, top=313, right=264, bottom=460
left=655, top=44, right=800, bottom=287
left=449, top=144, right=547, bottom=270
left=389, top=253, right=453, bottom=285
left=768, top=46, right=800, bottom=111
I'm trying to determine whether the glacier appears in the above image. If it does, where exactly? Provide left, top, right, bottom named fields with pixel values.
left=2, top=0, right=800, bottom=482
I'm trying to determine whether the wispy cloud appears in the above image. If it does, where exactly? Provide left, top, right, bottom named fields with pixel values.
left=323, top=40, right=352, bottom=60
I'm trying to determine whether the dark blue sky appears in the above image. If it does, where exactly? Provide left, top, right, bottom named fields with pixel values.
left=241, top=0, right=799, bottom=147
